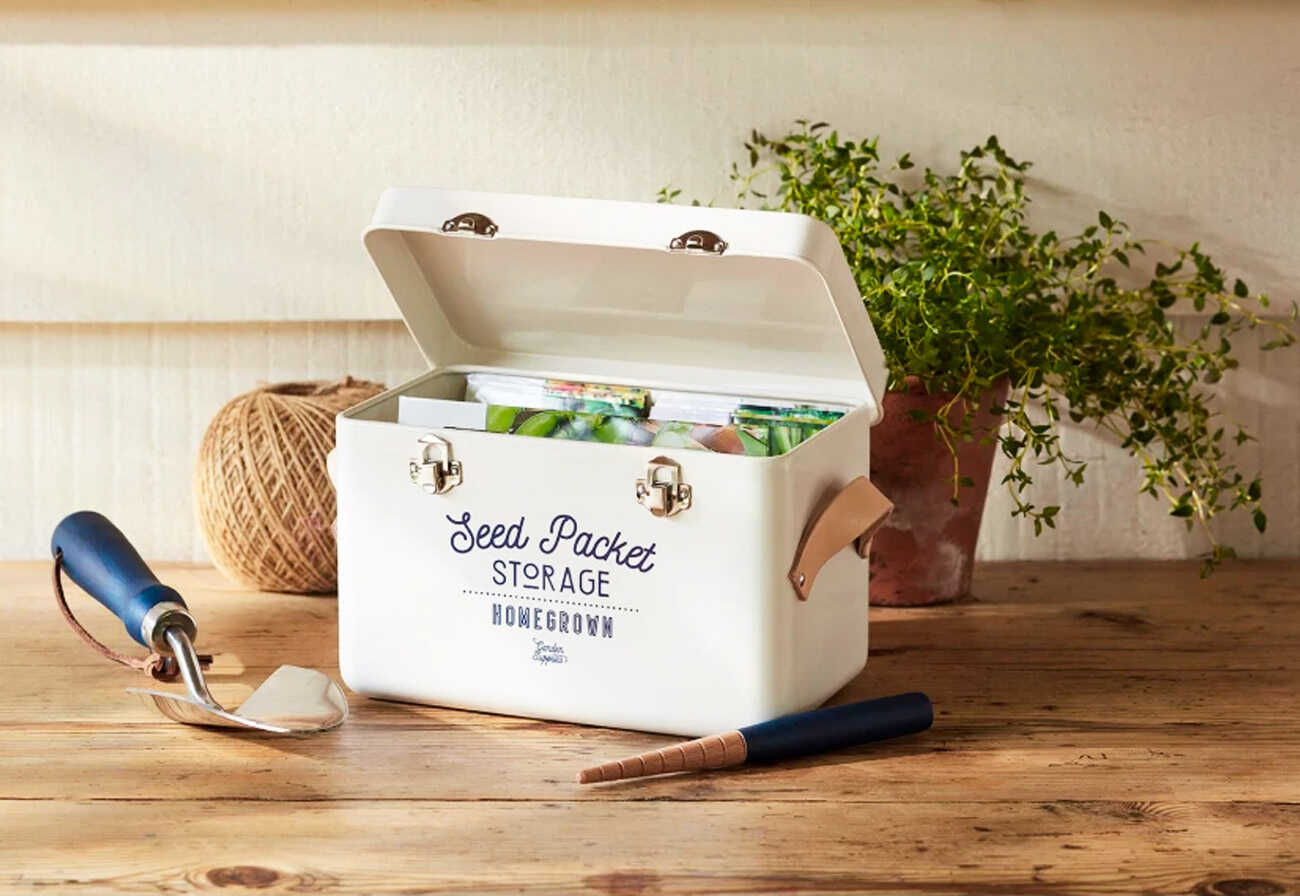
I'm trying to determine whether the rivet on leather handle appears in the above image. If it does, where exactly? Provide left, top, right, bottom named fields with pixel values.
left=789, top=477, right=893, bottom=601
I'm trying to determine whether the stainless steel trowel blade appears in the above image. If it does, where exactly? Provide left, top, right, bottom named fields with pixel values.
left=129, top=665, right=348, bottom=733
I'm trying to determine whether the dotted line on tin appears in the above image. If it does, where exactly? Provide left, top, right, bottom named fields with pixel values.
left=462, top=588, right=640, bottom=614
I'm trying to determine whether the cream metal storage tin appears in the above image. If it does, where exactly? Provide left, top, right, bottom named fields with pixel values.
left=333, top=188, right=892, bottom=736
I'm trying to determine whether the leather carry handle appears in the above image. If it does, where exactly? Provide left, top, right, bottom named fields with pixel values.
left=788, top=477, right=894, bottom=601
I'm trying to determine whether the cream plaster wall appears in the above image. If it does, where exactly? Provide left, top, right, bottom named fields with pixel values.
left=2, top=1, right=1298, bottom=562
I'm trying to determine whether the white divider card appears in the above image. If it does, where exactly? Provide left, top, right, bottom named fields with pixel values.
left=397, top=395, right=489, bottom=430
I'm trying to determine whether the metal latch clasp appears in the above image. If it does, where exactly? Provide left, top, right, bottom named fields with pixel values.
left=635, top=456, right=692, bottom=517
left=409, top=434, right=463, bottom=495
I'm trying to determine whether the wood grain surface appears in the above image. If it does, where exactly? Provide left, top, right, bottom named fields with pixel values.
left=2, top=560, right=1298, bottom=895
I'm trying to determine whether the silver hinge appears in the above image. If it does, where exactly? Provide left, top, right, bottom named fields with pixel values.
left=635, top=456, right=692, bottom=517
left=668, top=229, right=727, bottom=255
left=441, top=212, right=498, bottom=238
left=409, top=434, right=463, bottom=495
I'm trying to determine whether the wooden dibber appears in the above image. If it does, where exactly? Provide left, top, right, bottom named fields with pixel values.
left=579, top=693, right=933, bottom=784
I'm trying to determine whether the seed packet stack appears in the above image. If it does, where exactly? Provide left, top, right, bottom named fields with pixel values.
left=481, top=407, right=776, bottom=455
left=460, top=375, right=846, bottom=457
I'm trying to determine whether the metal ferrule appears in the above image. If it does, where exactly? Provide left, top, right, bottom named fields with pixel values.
left=139, top=601, right=197, bottom=651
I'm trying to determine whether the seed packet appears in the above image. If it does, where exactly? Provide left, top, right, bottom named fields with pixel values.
left=543, top=380, right=649, bottom=418
left=731, top=404, right=846, bottom=428
left=466, top=374, right=649, bottom=418
left=730, top=404, right=845, bottom=453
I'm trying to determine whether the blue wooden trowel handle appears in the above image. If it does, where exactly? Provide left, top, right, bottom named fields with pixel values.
left=51, top=511, right=188, bottom=647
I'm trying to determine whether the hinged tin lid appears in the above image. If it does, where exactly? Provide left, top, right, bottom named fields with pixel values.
left=364, top=188, right=887, bottom=416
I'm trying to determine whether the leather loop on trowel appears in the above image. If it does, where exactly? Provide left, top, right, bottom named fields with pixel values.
left=52, top=551, right=211, bottom=682
left=788, top=477, right=893, bottom=601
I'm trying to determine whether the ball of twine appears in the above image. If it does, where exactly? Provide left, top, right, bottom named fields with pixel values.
left=194, top=377, right=385, bottom=593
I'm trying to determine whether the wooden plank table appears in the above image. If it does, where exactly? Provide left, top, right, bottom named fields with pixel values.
left=2, top=560, right=1298, bottom=895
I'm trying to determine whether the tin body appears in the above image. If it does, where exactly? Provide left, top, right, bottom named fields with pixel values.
left=334, top=189, right=888, bottom=736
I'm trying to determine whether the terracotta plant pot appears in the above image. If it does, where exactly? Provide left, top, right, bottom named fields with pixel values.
left=868, top=377, right=1010, bottom=606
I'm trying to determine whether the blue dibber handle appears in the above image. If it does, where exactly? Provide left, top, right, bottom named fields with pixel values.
left=741, top=691, right=934, bottom=763
left=51, top=511, right=186, bottom=647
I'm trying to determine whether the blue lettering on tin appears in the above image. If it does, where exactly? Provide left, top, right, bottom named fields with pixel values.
left=454, top=512, right=651, bottom=649
left=539, top=514, right=656, bottom=573
left=448, top=512, right=656, bottom=574
left=532, top=640, right=567, bottom=665
left=445, top=512, right=530, bottom=555
left=489, top=559, right=610, bottom=597
left=493, top=604, right=614, bottom=639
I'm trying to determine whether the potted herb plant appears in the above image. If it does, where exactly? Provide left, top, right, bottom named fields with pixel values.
left=662, top=122, right=1296, bottom=605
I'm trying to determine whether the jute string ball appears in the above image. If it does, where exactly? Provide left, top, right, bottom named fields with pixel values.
left=194, top=377, right=385, bottom=593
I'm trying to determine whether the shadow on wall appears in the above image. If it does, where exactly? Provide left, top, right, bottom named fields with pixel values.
left=977, top=320, right=1300, bottom=563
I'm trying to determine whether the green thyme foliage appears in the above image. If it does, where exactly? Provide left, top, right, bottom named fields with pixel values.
left=662, top=121, right=1297, bottom=574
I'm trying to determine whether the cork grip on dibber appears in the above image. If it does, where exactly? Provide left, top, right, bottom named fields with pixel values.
left=578, top=693, right=934, bottom=784
left=578, top=730, right=748, bottom=783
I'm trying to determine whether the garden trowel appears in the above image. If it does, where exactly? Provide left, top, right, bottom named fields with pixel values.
left=51, top=511, right=347, bottom=734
